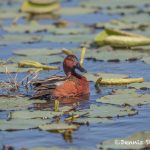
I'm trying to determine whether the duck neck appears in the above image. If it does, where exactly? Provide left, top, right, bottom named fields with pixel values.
left=65, top=69, right=81, bottom=79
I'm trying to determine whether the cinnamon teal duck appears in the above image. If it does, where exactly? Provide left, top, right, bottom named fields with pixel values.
left=32, top=55, right=90, bottom=100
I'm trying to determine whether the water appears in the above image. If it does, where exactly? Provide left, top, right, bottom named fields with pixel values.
left=0, top=0, right=150, bottom=149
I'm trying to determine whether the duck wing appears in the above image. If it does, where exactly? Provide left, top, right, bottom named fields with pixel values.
left=31, top=76, right=66, bottom=99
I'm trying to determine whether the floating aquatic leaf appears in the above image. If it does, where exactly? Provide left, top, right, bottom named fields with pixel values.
left=5, top=23, right=91, bottom=34
left=31, top=147, right=76, bottom=150
left=3, top=22, right=56, bottom=33
left=10, top=110, right=63, bottom=119
left=29, top=0, right=57, bottom=5
left=21, top=0, right=60, bottom=14
left=104, top=36, right=150, bottom=47
left=39, top=123, right=78, bottom=131
left=72, top=117, right=112, bottom=125
left=52, top=27, right=92, bottom=35
left=13, top=48, right=62, bottom=56
left=84, top=72, right=128, bottom=82
left=103, top=7, right=139, bottom=15
left=87, top=104, right=137, bottom=118
left=18, top=60, right=59, bottom=70
left=10, top=55, right=64, bottom=64
left=43, top=34, right=95, bottom=43
left=142, top=57, right=150, bottom=65
left=0, top=119, right=49, bottom=130
left=96, top=89, right=150, bottom=106
left=95, top=20, right=141, bottom=30
left=80, top=0, right=150, bottom=8
left=0, top=11, right=28, bottom=19
left=0, top=63, right=37, bottom=73
left=0, top=96, right=45, bottom=111
left=59, top=7, right=97, bottom=15
left=95, top=28, right=150, bottom=47
left=0, top=34, right=42, bottom=45
left=70, top=104, right=137, bottom=118
left=127, top=82, right=150, bottom=90
left=131, top=45, right=150, bottom=51
left=120, top=13, right=150, bottom=26
left=97, top=78, right=144, bottom=85
left=85, top=48, right=146, bottom=62
left=97, top=131, right=150, bottom=150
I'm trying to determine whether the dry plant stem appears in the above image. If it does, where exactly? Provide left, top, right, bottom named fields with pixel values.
left=1, top=67, right=39, bottom=96
left=80, top=47, right=86, bottom=66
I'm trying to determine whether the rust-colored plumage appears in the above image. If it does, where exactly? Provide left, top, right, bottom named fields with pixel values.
left=32, top=55, right=89, bottom=100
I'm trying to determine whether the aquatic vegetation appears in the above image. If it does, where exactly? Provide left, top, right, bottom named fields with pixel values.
left=95, top=28, right=150, bottom=47
left=0, top=0, right=150, bottom=149
left=97, top=131, right=150, bottom=149
left=0, top=96, right=46, bottom=111
left=21, top=0, right=60, bottom=14
left=84, top=72, right=129, bottom=82
left=128, top=82, right=150, bottom=90
left=18, top=60, right=59, bottom=70
left=96, top=77, right=144, bottom=85
left=39, top=123, right=79, bottom=131
left=96, top=89, right=150, bottom=106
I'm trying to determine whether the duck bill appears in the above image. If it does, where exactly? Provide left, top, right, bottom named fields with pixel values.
left=75, top=63, right=87, bottom=73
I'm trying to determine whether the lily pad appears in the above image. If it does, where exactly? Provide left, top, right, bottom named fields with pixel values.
left=87, top=104, right=137, bottom=118
left=120, top=13, right=150, bottom=26
left=0, top=119, right=49, bottom=131
left=10, top=110, right=63, bottom=119
left=97, top=131, right=150, bottom=150
left=5, top=24, right=92, bottom=34
left=70, top=104, right=137, bottom=118
left=3, top=22, right=56, bottom=33
left=43, top=34, right=95, bottom=43
left=0, top=64, right=37, bottom=73
left=0, top=96, right=45, bottom=111
left=98, top=78, right=144, bottom=85
left=18, top=60, right=59, bottom=70
left=142, top=57, right=150, bottom=65
left=21, top=0, right=60, bottom=14
left=85, top=49, right=145, bottom=62
left=103, top=7, right=139, bottom=15
left=29, top=0, right=57, bottom=5
left=0, top=34, right=42, bottom=45
left=95, top=28, right=150, bottom=47
left=96, top=89, right=150, bottom=106
left=59, top=7, right=97, bottom=15
left=72, top=117, right=112, bottom=125
left=127, top=82, right=150, bottom=90
left=13, top=48, right=62, bottom=56
left=10, top=55, right=63, bottom=64
left=80, top=0, right=150, bottom=8
left=51, top=27, right=92, bottom=35
left=131, top=45, right=150, bottom=51
left=0, top=11, right=28, bottom=19
left=84, top=72, right=128, bottom=82
left=95, top=20, right=142, bottom=30
left=39, top=123, right=78, bottom=131
left=31, top=147, right=76, bottom=150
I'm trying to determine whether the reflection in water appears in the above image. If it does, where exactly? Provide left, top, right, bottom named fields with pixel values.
left=32, top=95, right=89, bottom=144
left=33, top=94, right=90, bottom=110
left=62, top=130, right=73, bottom=143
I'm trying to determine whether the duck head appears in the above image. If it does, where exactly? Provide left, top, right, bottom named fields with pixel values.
left=63, top=55, right=87, bottom=76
